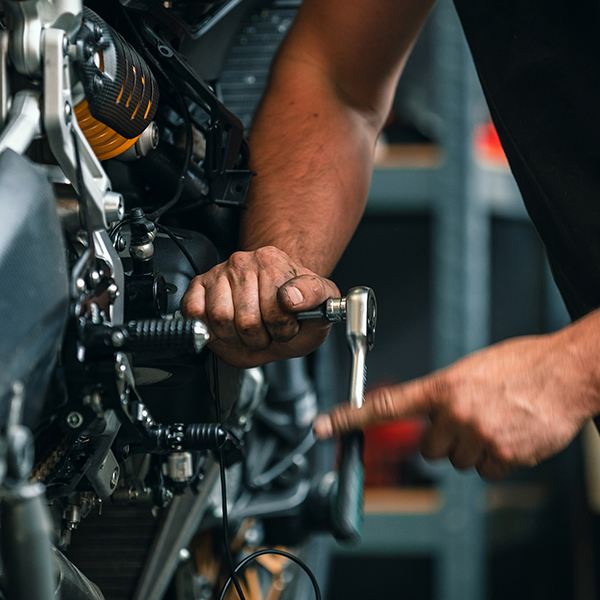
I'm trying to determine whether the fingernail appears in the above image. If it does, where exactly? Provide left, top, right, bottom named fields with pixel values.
left=285, top=285, right=304, bottom=306
left=314, top=415, right=333, bottom=440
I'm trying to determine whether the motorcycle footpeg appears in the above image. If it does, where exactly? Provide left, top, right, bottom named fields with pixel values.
left=82, top=318, right=210, bottom=355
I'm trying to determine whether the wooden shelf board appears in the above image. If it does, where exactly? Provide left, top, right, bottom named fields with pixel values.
left=364, top=487, right=442, bottom=515
left=374, top=143, right=442, bottom=169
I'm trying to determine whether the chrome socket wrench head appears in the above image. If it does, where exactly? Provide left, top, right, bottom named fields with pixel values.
left=345, top=287, right=377, bottom=409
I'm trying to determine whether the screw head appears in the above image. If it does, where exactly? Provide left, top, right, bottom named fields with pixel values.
left=110, top=467, right=119, bottom=489
left=111, top=330, right=125, bottom=347
left=64, top=102, right=72, bottom=125
left=93, top=22, right=103, bottom=41
left=114, top=233, right=127, bottom=252
left=179, top=548, right=191, bottom=562
left=66, top=411, right=84, bottom=429
left=107, top=282, right=120, bottom=299
left=93, top=74, right=104, bottom=93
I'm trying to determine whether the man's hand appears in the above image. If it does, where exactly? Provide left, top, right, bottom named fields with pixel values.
left=181, top=246, right=340, bottom=368
left=314, top=319, right=600, bottom=479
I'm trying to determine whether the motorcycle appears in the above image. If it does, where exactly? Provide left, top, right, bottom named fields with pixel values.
left=0, top=1, right=374, bottom=598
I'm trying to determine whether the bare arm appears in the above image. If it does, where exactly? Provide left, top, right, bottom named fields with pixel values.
left=183, top=0, right=435, bottom=365
left=314, top=308, right=600, bottom=479
left=241, top=0, right=436, bottom=275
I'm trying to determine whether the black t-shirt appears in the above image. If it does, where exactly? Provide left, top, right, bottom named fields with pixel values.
left=453, top=0, right=600, bottom=320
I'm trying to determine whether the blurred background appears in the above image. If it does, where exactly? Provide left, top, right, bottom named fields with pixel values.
left=214, top=0, right=600, bottom=598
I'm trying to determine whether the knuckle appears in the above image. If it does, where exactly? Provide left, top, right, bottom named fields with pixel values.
left=447, top=402, right=468, bottom=425
left=330, top=406, right=353, bottom=433
left=371, top=388, right=398, bottom=421
left=473, top=421, right=493, bottom=446
left=210, top=305, right=234, bottom=329
left=236, top=312, right=263, bottom=336
left=228, top=251, right=249, bottom=271
left=264, top=311, right=298, bottom=340
left=429, top=372, right=454, bottom=399
left=491, top=442, right=514, bottom=465
left=255, top=245, right=282, bottom=262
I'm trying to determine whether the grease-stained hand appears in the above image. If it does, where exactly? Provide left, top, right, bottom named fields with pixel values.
left=314, top=326, right=600, bottom=479
left=181, top=246, right=340, bottom=368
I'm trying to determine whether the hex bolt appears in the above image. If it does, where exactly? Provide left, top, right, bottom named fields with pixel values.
left=64, top=102, right=72, bottom=125
left=93, top=22, right=103, bottom=41
left=108, top=282, right=120, bottom=299
left=110, top=467, right=119, bottom=489
left=93, top=74, right=104, bottom=93
left=179, top=548, right=191, bottom=563
left=111, top=330, right=126, bottom=347
left=114, top=234, right=127, bottom=252
left=66, top=411, right=83, bottom=429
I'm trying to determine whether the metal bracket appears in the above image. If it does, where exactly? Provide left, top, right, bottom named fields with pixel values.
left=0, top=89, right=42, bottom=154
left=42, top=26, right=114, bottom=231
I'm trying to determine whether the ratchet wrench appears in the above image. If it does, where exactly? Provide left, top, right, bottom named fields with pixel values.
left=298, top=286, right=377, bottom=542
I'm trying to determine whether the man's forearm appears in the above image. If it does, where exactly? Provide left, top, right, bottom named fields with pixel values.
left=240, top=60, right=379, bottom=276
left=239, top=0, right=435, bottom=276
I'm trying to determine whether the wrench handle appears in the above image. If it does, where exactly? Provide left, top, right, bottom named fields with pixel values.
left=332, top=431, right=364, bottom=543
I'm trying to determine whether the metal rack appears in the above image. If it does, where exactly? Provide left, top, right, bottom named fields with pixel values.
left=336, top=2, right=534, bottom=599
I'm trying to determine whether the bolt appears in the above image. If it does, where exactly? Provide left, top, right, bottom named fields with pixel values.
left=179, top=548, right=191, bottom=563
left=108, top=282, right=120, bottom=299
left=122, top=444, right=129, bottom=456
left=76, top=277, right=86, bottom=291
left=114, top=234, right=127, bottom=253
left=150, top=122, right=159, bottom=148
left=64, top=102, right=72, bottom=125
left=238, top=414, right=252, bottom=432
left=161, top=488, right=174, bottom=506
left=111, top=330, right=126, bottom=347
left=93, top=74, right=104, bottom=93
left=62, top=36, right=70, bottom=56
left=66, top=411, right=84, bottom=429
left=93, top=22, right=103, bottom=42
left=110, top=467, right=119, bottom=489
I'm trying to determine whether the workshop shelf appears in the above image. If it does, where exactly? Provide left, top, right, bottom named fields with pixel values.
left=332, top=1, right=560, bottom=598
left=368, top=144, right=527, bottom=220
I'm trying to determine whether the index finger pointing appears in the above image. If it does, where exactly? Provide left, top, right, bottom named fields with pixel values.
left=314, top=377, right=438, bottom=439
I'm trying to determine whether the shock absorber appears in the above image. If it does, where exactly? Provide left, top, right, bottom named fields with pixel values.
left=74, top=7, right=159, bottom=161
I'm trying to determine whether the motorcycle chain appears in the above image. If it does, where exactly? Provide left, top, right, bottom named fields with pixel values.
left=31, top=435, right=71, bottom=484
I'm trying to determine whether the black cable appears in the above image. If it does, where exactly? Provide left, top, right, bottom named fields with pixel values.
left=212, top=353, right=321, bottom=600
left=109, top=216, right=129, bottom=242
left=155, top=222, right=201, bottom=276
left=118, top=4, right=193, bottom=222
left=213, top=352, right=247, bottom=600
left=218, top=548, right=322, bottom=600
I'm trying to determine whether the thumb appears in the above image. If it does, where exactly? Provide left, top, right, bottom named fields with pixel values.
left=278, top=273, right=340, bottom=313
left=314, top=378, right=436, bottom=439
